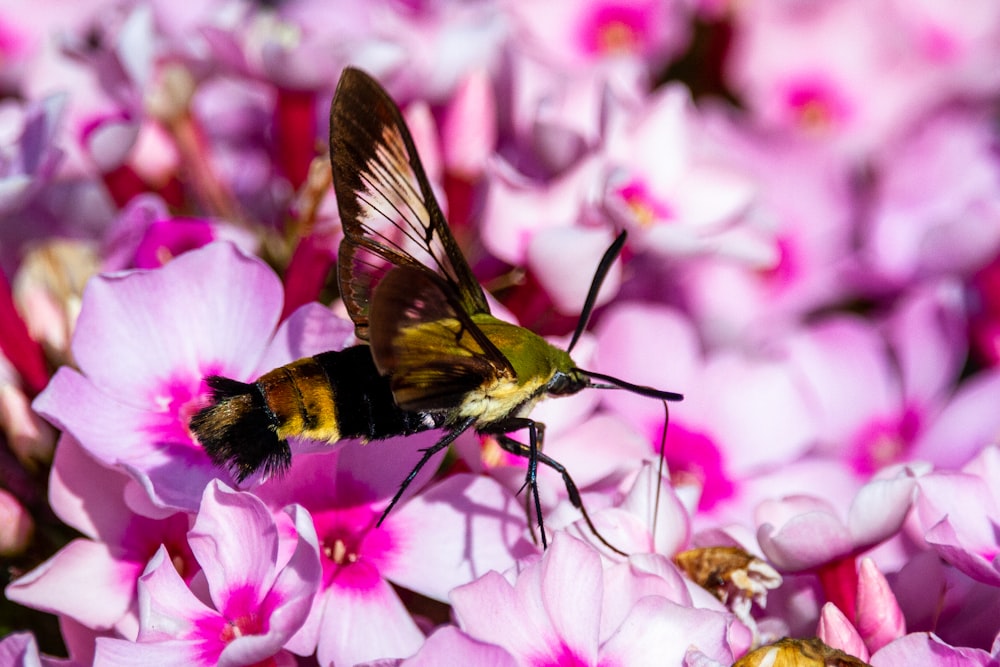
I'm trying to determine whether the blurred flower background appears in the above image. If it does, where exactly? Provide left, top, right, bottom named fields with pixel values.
left=2, top=0, right=1000, bottom=665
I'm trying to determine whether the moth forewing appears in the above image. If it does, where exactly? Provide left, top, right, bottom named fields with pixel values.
left=330, top=68, right=491, bottom=341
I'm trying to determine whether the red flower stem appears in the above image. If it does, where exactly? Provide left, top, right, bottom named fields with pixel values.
left=817, top=555, right=860, bottom=622
left=0, top=269, right=49, bottom=397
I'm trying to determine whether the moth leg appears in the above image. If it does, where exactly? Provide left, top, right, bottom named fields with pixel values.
left=483, top=417, right=547, bottom=549
left=496, top=431, right=627, bottom=557
left=378, top=416, right=476, bottom=527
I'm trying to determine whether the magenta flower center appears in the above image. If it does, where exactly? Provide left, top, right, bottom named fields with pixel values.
left=615, top=179, right=673, bottom=227
left=849, top=409, right=920, bottom=475
left=531, top=642, right=590, bottom=667
left=579, top=3, right=651, bottom=56
left=144, top=373, right=220, bottom=447
left=661, top=423, right=733, bottom=510
left=314, top=505, right=396, bottom=591
left=134, top=219, right=215, bottom=269
left=220, top=611, right=265, bottom=642
left=783, top=77, right=852, bottom=131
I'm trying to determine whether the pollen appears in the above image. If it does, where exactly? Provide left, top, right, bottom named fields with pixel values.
left=783, top=78, right=851, bottom=133
left=616, top=180, right=671, bottom=227
left=220, top=612, right=265, bottom=643
left=579, top=4, right=650, bottom=57
left=325, top=537, right=360, bottom=565
left=597, top=20, right=638, bottom=55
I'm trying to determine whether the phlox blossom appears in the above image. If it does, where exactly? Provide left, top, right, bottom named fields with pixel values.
left=6, top=435, right=196, bottom=640
left=914, top=445, right=1000, bottom=588
left=406, top=533, right=745, bottom=666
left=93, top=480, right=320, bottom=666
left=253, top=438, right=532, bottom=666
left=506, top=0, right=690, bottom=71
left=32, top=242, right=354, bottom=513
left=602, top=85, right=764, bottom=265
left=784, top=285, right=1000, bottom=473
left=0, top=631, right=67, bottom=667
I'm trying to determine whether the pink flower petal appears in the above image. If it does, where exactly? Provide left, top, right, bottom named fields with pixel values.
left=94, top=637, right=207, bottom=667
left=600, top=553, right=693, bottom=638
left=73, top=244, right=281, bottom=395
left=845, top=470, right=917, bottom=548
left=316, top=576, right=424, bottom=667
left=271, top=504, right=322, bottom=656
left=401, top=626, right=517, bottom=667
left=138, top=546, right=215, bottom=642
left=6, top=538, right=141, bottom=630
left=538, top=535, right=603, bottom=662
left=691, top=352, right=815, bottom=472
left=451, top=570, right=555, bottom=662
left=255, top=303, right=355, bottom=374
left=47, top=434, right=132, bottom=539
left=855, top=558, right=905, bottom=653
left=923, top=516, right=1000, bottom=587
left=600, top=596, right=735, bottom=666
left=593, top=302, right=700, bottom=430
left=911, top=370, right=1000, bottom=467
left=817, top=602, right=869, bottom=661
left=870, top=632, right=995, bottom=667
left=784, top=317, right=898, bottom=446
left=526, top=226, right=621, bottom=316
left=884, top=284, right=966, bottom=406
left=385, top=473, right=529, bottom=601
left=756, top=497, right=854, bottom=571
left=188, top=482, right=280, bottom=611
left=0, top=632, right=42, bottom=667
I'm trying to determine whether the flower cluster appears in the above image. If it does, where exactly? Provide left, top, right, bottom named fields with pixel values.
left=3, top=1, right=1000, bottom=665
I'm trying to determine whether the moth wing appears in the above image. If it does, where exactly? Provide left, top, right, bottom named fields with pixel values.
left=368, top=266, right=514, bottom=412
left=330, top=67, right=491, bottom=341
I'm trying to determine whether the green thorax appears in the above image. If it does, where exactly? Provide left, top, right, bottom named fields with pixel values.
left=472, top=313, right=577, bottom=387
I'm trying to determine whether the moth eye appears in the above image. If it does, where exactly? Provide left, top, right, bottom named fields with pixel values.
left=547, top=371, right=583, bottom=397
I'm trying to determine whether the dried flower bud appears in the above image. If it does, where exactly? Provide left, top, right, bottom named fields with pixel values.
left=734, top=637, right=871, bottom=667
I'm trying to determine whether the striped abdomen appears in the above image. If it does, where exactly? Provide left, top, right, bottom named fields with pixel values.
left=190, top=345, right=436, bottom=481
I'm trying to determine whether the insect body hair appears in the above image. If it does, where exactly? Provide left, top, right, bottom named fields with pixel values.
left=190, top=376, right=291, bottom=481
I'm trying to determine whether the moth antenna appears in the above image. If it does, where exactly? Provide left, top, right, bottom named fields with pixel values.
left=566, top=231, right=627, bottom=354
left=579, top=369, right=684, bottom=402
left=652, top=400, right=670, bottom=549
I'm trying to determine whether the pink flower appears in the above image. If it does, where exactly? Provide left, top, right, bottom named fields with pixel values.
left=100, top=195, right=257, bottom=271
left=783, top=285, right=995, bottom=473
left=870, top=633, right=997, bottom=667
left=92, top=480, right=320, bottom=666
left=602, top=86, right=764, bottom=264
left=726, top=0, right=942, bottom=157
left=913, top=445, right=1000, bottom=587
left=6, top=435, right=197, bottom=638
left=592, top=302, right=817, bottom=516
left=754, top=466, right=917, bottom=619
left=444, top=533, right=744, bottom=666
left=32, top=242, right=353, bottom=513
left=501, top=51, right=638, bottom=175
left=253, top=439, right=531, bottom=666
left=401, top=626, right=517, bottom=667
left=0, top=631, right=68, bottom=667
left=506, top=0, right=690, bottom=70
left=679, top=116, right=857, bottom=346
left=863, top=109, right=1000, bottom=286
